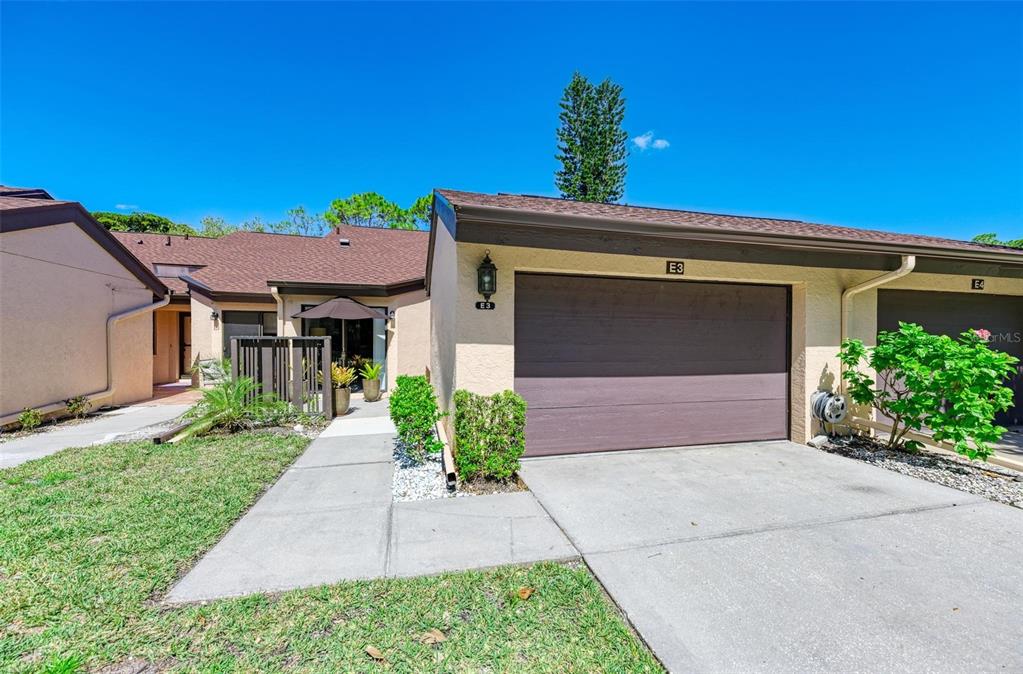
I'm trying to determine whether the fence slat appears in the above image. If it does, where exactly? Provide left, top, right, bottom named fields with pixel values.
left=226, top=336, right=332, bottom=418
left=322, top=336, right=333, bottom=419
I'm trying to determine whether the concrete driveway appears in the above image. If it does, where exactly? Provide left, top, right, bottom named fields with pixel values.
left=519, top=441, right=1023, bottom=673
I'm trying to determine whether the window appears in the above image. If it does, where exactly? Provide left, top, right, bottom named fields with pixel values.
left=222, top=311, right=278, bottom=354
left=154, top=264, right=203, bottom=278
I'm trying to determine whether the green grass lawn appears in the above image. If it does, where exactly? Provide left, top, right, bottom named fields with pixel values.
left=0, top=432, right=661, bottom=673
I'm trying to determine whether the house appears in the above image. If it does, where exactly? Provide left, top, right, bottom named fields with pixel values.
left=0, top=187, right=168, bottom=425
left=427, top=189, right=1023, bottom=457
left=114, top=226, right=431, bottom=391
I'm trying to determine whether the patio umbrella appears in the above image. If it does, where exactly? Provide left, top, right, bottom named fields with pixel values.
left=293, top=297, right=388, bottom=361
left=292, top=297, right=388, bottom=320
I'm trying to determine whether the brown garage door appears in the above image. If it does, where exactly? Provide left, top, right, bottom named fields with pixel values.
left=878, top=290, right=1023, bottom=426
left=514, top=273, right=790, bottom=456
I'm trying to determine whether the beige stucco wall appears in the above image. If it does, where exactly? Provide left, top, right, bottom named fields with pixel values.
left=0, top=222, right=155, bottom=418
left=430, top=223, right=458, bottom=435
left=432, top=240, right=1023, bottom=445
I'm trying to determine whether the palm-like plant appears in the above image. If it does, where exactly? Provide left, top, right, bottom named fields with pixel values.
left=172, top=377, right=283, bottom=442
left=331, top=363, right=358, bottom=389
left=359, top=360, right=383, bottom=381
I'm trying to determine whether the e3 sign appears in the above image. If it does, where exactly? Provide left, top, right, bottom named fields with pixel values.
left=665, top=260, right=685, bottom=275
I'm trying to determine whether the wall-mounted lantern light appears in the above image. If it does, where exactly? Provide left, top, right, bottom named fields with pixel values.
left=477, top=251, right=497, bottom=301
left=210, top=310, right=220, bottom=321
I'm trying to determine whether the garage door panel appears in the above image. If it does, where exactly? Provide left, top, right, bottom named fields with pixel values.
left=516, top=373, right=789, bottom=409
left=524, top=398, right=790, bottom=456
left=517, top=275, right=788, bottom=321
left=515, top=323, right=788, bottom=377
left=515, top=273, right=790, bottom=455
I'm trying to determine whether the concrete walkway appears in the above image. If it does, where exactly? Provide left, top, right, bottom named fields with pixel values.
left=167, top=400, right=574, bottom=603
left=0, top=403, right=192, bottom=469
left=995, top=426, right=1023, bottom=467
left=520, top=441, right=1023, bottom=673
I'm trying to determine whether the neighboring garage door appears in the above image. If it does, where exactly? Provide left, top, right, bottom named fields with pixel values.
left=878, top=290, right=1023, bottom=426
left=514, top=273, right=790, bottom=456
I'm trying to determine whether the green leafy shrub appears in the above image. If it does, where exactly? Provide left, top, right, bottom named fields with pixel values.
left=175, top=377, right=294, bottom=441
left=18, top=408, right=43, bottom=431
left=64, top=395, right=92, bottom=419
left=839, top=322, right=1018, bottom=459
left=453, top=389, right=527, bottom=481
left=389, top=375, right=443, bottom=461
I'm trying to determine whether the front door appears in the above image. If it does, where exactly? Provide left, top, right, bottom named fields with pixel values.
left=179, top=313, right=192, bottom=378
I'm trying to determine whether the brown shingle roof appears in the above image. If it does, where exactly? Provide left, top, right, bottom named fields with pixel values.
left=436, top=189, right=1023, bottom=259
left=0, top=185, right=54, bottom=200
left=113, top=226, right=429, bottom=297
left=0, top=195, right=70, bottom=211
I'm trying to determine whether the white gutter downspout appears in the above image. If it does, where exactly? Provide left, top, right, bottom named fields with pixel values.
left=839, top=255, right=916, bottom=392
left=270, top=286, right=285, bottom=336
left=0, top=294, right=170, bottom=426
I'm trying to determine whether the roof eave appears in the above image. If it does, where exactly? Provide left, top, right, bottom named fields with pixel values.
left=452, top=202, right=1023, bottom=268
left=267, top=279, right=426, bottom=297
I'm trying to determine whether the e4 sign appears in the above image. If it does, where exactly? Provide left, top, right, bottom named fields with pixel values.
left=971, top=278, right=985, bottom=291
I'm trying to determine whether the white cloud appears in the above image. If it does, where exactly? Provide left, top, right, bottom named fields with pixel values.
left=115, top=203, right=139, bottom=211
left=632, top=131, right=670, bottom=151
left=632, top=131, right=653, bottom=150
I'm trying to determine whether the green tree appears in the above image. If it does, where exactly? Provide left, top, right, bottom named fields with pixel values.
left=324, top=192, right=427, bottom=230
left=839, top=322, right=1018, bottom=459
left=405, top=194, right=434, bottom=229
left=973, top=233, right=1023, bottom=249
left=198, top=207, right=327, bottom=238
left=554, top=72, right=628, bottom=203
left=93, top=211, right=196, bottom=235
left=281, top=206, right=328, bottom=236
left=199, top=216, right=236, bottom=238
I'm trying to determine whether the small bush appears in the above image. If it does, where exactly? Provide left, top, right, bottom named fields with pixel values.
left=65, top=395, right=92, bottom=419
left=389, top=375, right=443, bottom=462
left=840, top=322, right=1018, bottom=459
left=18, top=408, right=43, bottom=431
left=453, top=389, right=527, bottom=482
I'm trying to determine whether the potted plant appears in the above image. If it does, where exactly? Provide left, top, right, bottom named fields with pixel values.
left=331, top=363, right=357, bottom=415
left=360, top=360, right=384, bottom=402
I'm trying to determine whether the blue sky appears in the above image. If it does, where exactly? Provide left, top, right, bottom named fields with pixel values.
left=2, top=2, right=1021, bottom=241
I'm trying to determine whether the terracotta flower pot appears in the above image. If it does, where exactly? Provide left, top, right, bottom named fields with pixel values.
left=363, top=378, right=381, bottom=402
left=334, top=387, right=351, bottom=416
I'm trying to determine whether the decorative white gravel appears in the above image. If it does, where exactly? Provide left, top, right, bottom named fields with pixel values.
left=391, top=442, right=460, bottom=502
left=819, top=436, right=1023, bottom=509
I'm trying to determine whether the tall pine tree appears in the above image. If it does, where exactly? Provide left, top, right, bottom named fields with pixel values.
left=555, top=72, right=628, bottom=203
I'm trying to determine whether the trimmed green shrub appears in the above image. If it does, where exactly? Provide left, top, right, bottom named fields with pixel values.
left=840, top=322, right=1018, bottom=459
left=389, top=375, right=443, bottom=461
left=18, top=408, right=43, bottom=431
left=453, top=389, right=527, bottom=481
